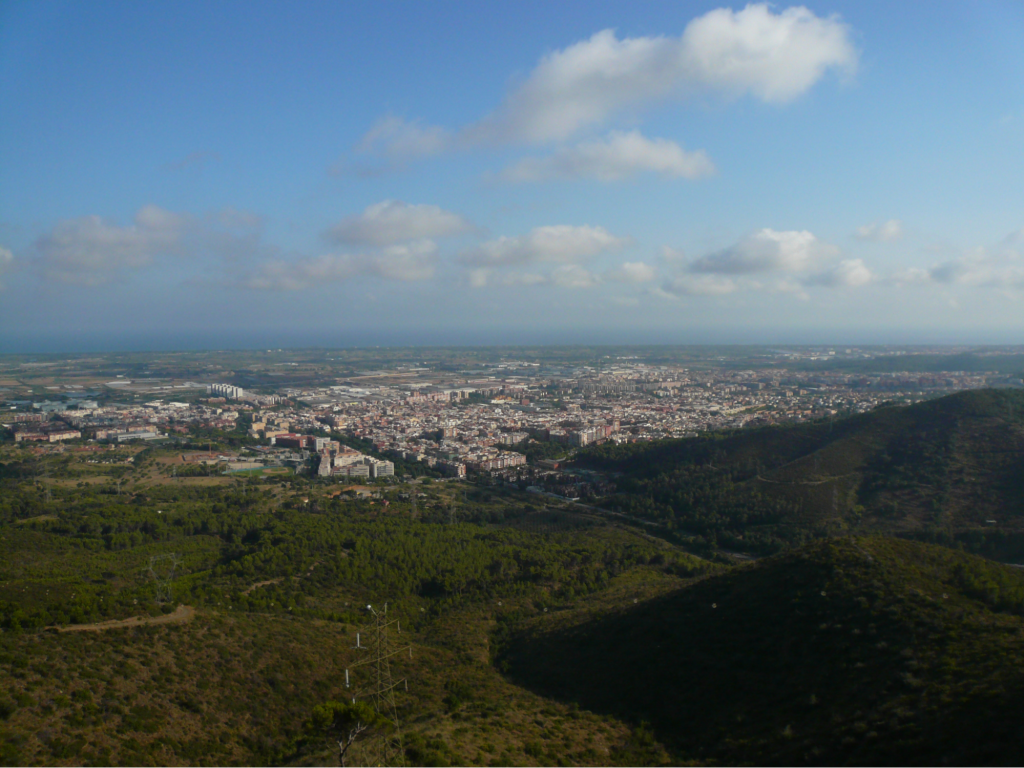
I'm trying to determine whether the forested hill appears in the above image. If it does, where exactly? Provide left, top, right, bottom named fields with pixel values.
left=580, top=388, right=1024, bottom=557
left=502, top=537, right=1024, bottom=765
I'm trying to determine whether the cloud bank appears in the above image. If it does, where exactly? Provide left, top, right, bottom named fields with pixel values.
left=461, top=225, right=628, bottom=267
left=357, top=116, right=450, bottom=162
left=907, top=231, right=1024, bottom=290
left=690, top=228, right=839, bottom=274
left=324, top=200, right=473, bottom=246
left=244, top=240, right=438, bottom=291
left=605, top=261, right=657, bottom=283
left=658, top=228, right=878, bottom=298
left=501, top=131, right=715, bottom=182
left=808, top=258, right=874, bottom=287
left=28, top=205, right=270, bottom=286
left=33, top=205, right=189, bottom=286
left=855, top=219, right=903, bottom=242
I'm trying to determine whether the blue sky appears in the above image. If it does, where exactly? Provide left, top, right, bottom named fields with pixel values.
left=1, top=1, right=1023, bottom=351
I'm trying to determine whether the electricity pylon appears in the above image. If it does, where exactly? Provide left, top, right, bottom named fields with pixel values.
left=346, top=603, right=412, bottom=766
left=146, top=553, right=181, bottom=604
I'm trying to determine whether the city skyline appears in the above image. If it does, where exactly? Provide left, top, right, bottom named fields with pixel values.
left=2, top=1, right=1023, bottom=351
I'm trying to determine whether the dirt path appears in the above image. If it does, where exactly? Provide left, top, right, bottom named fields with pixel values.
left=57, top=604, right=195, bottom=632
left=755, top=472, right=856, bottom=485
left=242, top=578, right=283, bottom=595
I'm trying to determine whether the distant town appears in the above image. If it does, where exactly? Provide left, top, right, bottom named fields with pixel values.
left=3, top=346, right=1022, bottom=502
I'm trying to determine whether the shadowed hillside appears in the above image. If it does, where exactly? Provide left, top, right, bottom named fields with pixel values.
left=581, top=389, right=1024, bottom=557
left=501, top=537, right=1024, bottom=765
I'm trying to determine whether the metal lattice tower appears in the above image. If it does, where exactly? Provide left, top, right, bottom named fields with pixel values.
left=146, top=553, right=181, bottom=604
left=346, top=603, right=412, bottom=767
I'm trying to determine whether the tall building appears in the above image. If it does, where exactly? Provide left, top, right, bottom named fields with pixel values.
left=369, top=459, right=394, bottom=478
left=209, top=383, right=246, bottom=400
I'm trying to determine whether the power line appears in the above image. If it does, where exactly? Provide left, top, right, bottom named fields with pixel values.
left=346, top=603, right=412, bottom=767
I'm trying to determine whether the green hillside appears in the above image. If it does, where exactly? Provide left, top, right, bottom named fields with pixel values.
left=581, top=388, right=1024, bottom=557
left=6, top=409, right=1024, bottom=765
left=0, top=593, right=686, bottom=767
left=0, top=454, right=709, bottom=766
left=501, top=536, right=1024, bottom=765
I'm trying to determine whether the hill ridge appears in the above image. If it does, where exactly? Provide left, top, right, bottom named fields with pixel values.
left=580, top=388, right=1024, bottom=558
left=502, top=536, right=1024, bottom=765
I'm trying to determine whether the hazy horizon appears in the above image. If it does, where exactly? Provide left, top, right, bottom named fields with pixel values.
left=4, top=329, right=1024, bottom=356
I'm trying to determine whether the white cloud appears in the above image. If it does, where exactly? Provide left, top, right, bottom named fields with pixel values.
left=926, top=244, right=1024, bottom=290
left=551, top=264, right=600, bottom=289
left=30, top=204, right=275, bottom=286
left=466, top=4, right=856, bottom=144
left=605, top=260, right=657, bottom=283
left=502, top=272, right=550, bottom=287
left=855, top=219, right=903, bottom=242
left=880, top=231, right=1024, bottom=291
left=499, top=265, right=600, bottom=289
left=33, top=205, right=189, bottom=286
left=0, top=246, right=14, bottom=289
left=197, top=207, right=271, bottom=263
left=769, top=278, right=810, bottom=300
left=244, top=240, right=438, bottom=291
left=690, top=228, right=839, bottom=274
left=466, top=29, right=675, bottom=144
left=371, top=241, right=440, bottom=281
left=661, top=273, right=738, bottom=297
left=678, top=4, right=857, bottom=103
left=659, top=229, right=874, bottom=297
left=890, top=267, right=932, bottom=286
left=334, top=117, right=451, bottom=175
left=356, top=116, right=450, bottom=162
left=468, top=268, right=491, bottom=288
left=324, top=200, right=473, bottom=246
left=807, top=258, right=874, bottom=287
left=927, top=251, right=979, bottom=285
left=133, top=205, right=187, bottom=232
left=849, top=228, right=1024, bottom=291
left=461, top=224, right=628, bottom=267
left=500, top=130, right=715, bottom=182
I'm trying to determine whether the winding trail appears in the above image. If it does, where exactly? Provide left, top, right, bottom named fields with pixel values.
left=242, top=578, right=283, bottom=595
left=755, top=473, right=857, bottom=485
left=56, top=604, right=195, bottom=632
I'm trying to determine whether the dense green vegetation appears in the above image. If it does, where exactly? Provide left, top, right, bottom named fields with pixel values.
left=0, top=477, right=707, bottom=633
left=505, top=439, right=575, bottom=463
left=581, top=389, right=1024, bottom=558
left=0, top=442, right=706, bottom=765
left=502, top=537, right=1024, bottom=765
left=6, top=388, right=1024, bottom=765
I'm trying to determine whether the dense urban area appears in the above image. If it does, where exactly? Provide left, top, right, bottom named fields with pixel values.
left=4, top=346, right=1022, bottom=501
